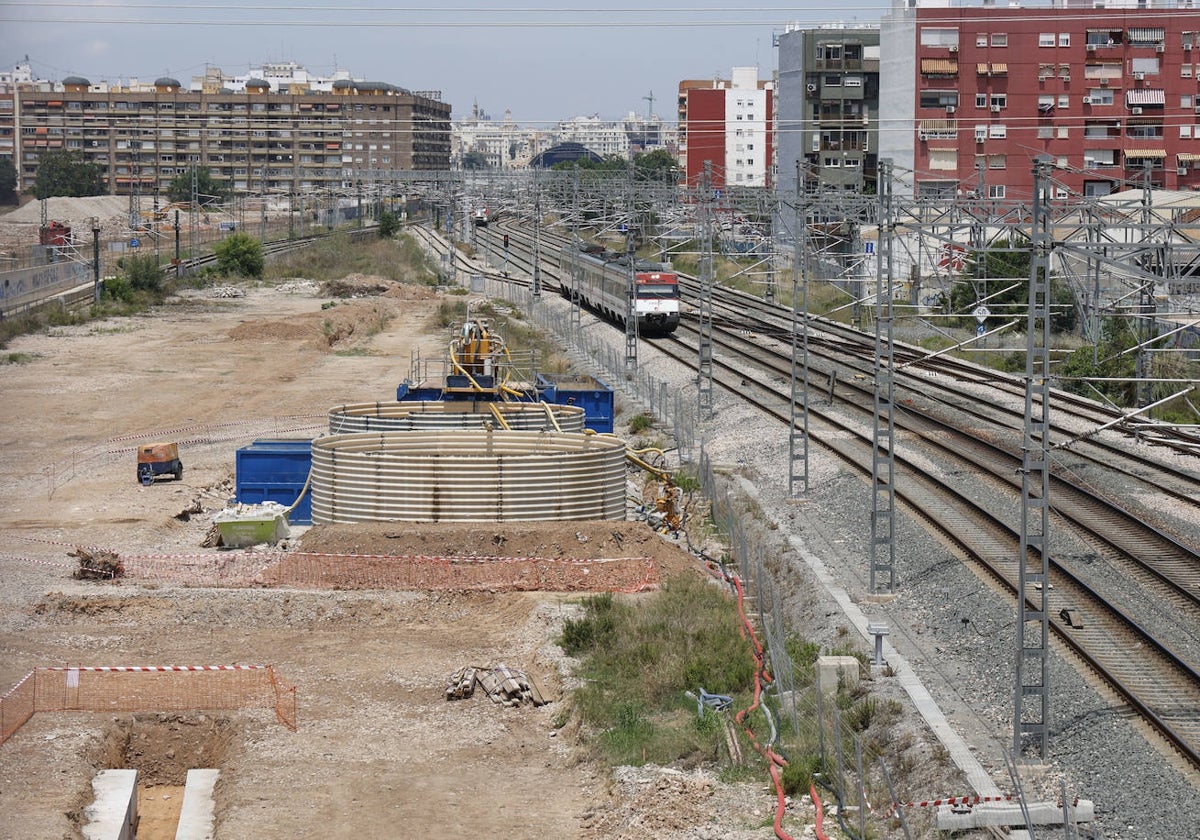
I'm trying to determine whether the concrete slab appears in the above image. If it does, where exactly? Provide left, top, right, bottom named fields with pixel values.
left=816, top=655, right=861, bottom=695
left=175, top=768, right=220, bottom=840
left=937, top=798, right=1096, bottom=830
left=82, top=768, right=137, bottom=840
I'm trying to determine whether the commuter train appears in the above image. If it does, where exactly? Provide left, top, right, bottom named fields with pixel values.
left=557, top=244, right=681, bottom=336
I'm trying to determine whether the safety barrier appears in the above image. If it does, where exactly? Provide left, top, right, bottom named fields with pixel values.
left=0, top=664, right=296, bottom=748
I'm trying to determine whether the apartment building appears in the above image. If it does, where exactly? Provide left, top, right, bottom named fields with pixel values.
left=777, top=25, right=881, bottom=199
left=2, top=66, right=451, bottom=197
left=678, top=67, right=774, bottom=189
left=881, top=0, right=1200, bottom=199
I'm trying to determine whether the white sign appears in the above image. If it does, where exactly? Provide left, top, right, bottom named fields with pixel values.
left=972, top=305, right=990, bottom=324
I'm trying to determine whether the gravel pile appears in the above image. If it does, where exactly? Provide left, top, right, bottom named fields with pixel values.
left=529, top=288, right=1200, bottom=839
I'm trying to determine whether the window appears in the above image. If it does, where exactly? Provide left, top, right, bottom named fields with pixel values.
left=991, top=33, right=1008, bottom=47
left=1058, top=126, right=1070, bottom=139
left=1085, top=149, right=1117, bottom=166
left=989, top=124, right=1007, bottom=138
left=844, top=158, right=861, bottom=167
left=844, top=76, right=863, bottom=87
left=920, top=90, right=959, bottom=109
left=991, top=94, right=1007, bottom=109
left=823, top=156, right=841, bottom=167
left=1184, top=95, right=1194, bottom=108
left=1182, top=125, right=1193, bottom=137
left=921, top=27, right=960, bottom=47
left=1088, top=88, right=1115, bottom=105
left=1060, top=33, right=1071, bottom=47
left=1039, top=125, right=1055, bottom=139
left=988, top=184, right=1006, bottom=198
left=988, top=154, right=1006, bottom=169
left=1131, top=58, right=1160, bottom=75
left=977, top=35, right=988, bottom=48
left=1058, top=95, right=1070, bottom=109
left=976, top=94, right=988, bottom=109
left=1085, top=180, right=1114, bottom=196
left=1040, top=33, right=1056, bottom=47
left=929, top=149, right=958, bottom=169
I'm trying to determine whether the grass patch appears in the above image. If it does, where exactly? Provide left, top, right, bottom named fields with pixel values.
left=266, top=231, right=440, bottom=285
left=1, top=351, right=39, bottom=364
left=562, top=575, right=755, bottom=767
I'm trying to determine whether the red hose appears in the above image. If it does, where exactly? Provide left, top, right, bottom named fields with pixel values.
left=722, top=571, right=797, bottom=840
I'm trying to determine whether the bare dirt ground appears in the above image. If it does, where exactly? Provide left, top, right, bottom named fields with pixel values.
left=0, top=278, right=785, bottom=839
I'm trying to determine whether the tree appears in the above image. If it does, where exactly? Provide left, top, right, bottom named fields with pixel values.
left=168, top=166, right=229, bottom=205
left=0, top=155, right=17, bottom=204
left=948, top=240, right=1077, bottom=333
left=461, top=151, right=490, bottom=170
left=33, top=150, right=104, bottom=199
left=633, top=149, right=679, bottom=184
left=213, top=232, right=264, bottom=278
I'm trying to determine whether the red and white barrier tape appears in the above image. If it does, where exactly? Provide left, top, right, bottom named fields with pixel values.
left=42, top=664, right=268, bottom=672
left=884, top=794, right=1016, bottom=818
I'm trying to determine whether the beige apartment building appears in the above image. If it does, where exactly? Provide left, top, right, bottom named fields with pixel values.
left=1, top=73, right=451, bottom=198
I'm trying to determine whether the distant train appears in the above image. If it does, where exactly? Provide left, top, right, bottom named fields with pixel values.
left=472, top=207, right=490, bottom=226
left=557, top=244, right=681, bottom=336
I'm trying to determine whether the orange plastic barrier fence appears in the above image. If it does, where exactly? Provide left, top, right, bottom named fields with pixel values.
left=0, top=665, right=296, bottom=747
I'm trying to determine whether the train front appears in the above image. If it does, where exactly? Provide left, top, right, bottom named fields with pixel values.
left=634, top=269, right=681, bottom=336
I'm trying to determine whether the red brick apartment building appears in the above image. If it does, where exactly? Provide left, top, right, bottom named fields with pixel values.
left=883, top=3, right=1200, bottom=200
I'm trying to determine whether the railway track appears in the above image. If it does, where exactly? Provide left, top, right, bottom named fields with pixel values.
left=421, top=218, right=1200, bottom=770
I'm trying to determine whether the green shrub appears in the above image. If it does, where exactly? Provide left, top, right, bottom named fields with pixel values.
left=629, top=412, right=654, bottom=434
left=780, top=754, right=824, bottom=797
left=214, top=232, right=264, bottom=278
left=377, top=211, right=400, bottom=238
left=120, top=253, right=165, bottom=292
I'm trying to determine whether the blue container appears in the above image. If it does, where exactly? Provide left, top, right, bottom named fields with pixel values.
left=536, top=373, right=614, bottom=434
left=234, top=439, right=313, bottom=525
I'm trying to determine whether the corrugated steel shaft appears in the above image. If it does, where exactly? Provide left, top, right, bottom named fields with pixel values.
left=310, top=430, right=626, bottom=523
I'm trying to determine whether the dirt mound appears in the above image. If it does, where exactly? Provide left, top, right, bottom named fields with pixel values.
left=321, top=273, right=439, bottom=301
left=227, top=297, right=397, bottom=349
left=296, top=520, right=700, bottom=577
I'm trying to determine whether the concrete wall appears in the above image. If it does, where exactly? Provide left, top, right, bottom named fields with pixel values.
left=880, top=4, right=918, bottom=195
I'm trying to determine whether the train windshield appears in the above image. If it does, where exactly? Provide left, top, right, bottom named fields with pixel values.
left=637, top=284, right=680, bottom=300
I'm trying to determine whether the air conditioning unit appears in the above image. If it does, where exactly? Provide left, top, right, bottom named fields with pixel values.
left=1131, top=106, right=1143, bottom=114
left=1186, top=42, right=1194, bottom=51
left=1134, top=72, right=1145, bottom=81
left=1179, top=166, right=1190, bottom=175
left=806, top=83, right=818, bottom=93
left=947, top=105, right=957, bottom=114
left=1062, top=74, right=1071, bottom=82
left=1082, top=96, right=1094, bottom=104
left=1101, top=78, right=1109, bottom=86
left=975, top=131, right=987, bottom=142
left=1156, top=44, right=1165, bottom=52
left=991, top=104, right=1002, bottom=112
left=1087, top=43, right=1097, bottom=51
left=949, top=45, right=959, bottom=52
left=918, top=132, right=929, bottom=141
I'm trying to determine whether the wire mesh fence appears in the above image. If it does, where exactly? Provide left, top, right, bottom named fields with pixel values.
left=1, top=665, right=296, bottom=748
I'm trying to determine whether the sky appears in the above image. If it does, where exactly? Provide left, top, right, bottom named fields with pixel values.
left=4, top=1, right=892, bottom=125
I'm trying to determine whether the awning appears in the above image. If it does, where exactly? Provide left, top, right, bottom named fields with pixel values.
left=1179, top=153, right=1200, bottom=161
left=1087, top=27, right=1120, bottom=34
left=1125, top=149, right=1167, bottom=158
left=921, top=58, right=958, bottom=74
left=918, top=119, right=957, bottom=131
left=977, top=63, right=989, bottom=75
left=990, top=63, right=1008, bottom=75
left=46, top=100, right=62, bottom=106
left=1128, top=27, right=1165, bottom=41
left=1126, top=88, right=1166, bottom=106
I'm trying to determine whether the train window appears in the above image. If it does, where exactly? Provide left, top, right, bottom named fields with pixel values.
left=637, top=284, right=679, bottom=299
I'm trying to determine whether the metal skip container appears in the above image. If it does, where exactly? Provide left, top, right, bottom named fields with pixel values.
left=309, top=429, right=627, bottom=524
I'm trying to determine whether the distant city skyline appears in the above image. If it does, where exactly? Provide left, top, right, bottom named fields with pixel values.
left=4, top=1, right=893, bottom=123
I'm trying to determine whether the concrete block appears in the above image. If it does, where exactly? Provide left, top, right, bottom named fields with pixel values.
left=816, top=655, right=861, bottom=695
left=937, top=798, right=1096, bottom=831
left=82, top=768, right=137, bottom=840
left=175, top=769, right=220, bottom=840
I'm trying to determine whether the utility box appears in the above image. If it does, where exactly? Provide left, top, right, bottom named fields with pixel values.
left=234, top=439, right=313, bottom=525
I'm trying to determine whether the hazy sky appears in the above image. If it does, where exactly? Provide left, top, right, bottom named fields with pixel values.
left=5, top=1, right=891, bottom=125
